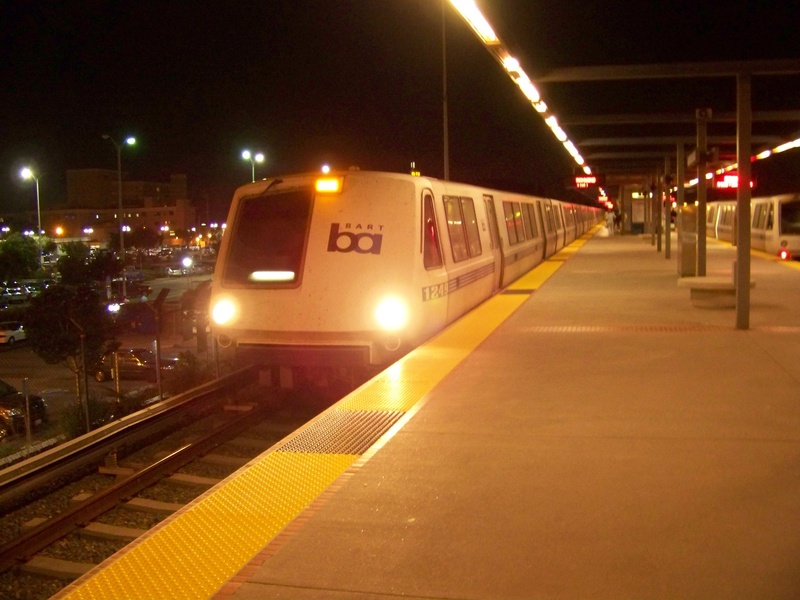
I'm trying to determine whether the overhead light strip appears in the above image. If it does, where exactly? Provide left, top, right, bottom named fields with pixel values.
left=449, top=0, right=593, bottom=178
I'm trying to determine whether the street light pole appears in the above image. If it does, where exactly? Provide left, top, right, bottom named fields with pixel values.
left=103, top=135, right=136, bottom=298
left=20, top=167, right=44, bottom=269
left=241, top=150, right=265, bottom=182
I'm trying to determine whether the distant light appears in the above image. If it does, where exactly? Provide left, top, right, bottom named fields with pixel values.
left=125, top=137, right=136, bottom=146
left=20, top=167, right=35, bottom=180
left=55, top=226, right=64, bottom=236
left=182, top=257, right=193, bottom=268
left=242, top=149, right=264, bottom=162
left=321, top=164, right=331, bottom=174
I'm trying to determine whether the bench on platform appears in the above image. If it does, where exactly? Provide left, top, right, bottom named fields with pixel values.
left=677, top=276, right=756, bottom=309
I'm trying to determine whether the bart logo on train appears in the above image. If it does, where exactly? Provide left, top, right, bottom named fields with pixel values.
left=327, top=223, right=384, bottom=254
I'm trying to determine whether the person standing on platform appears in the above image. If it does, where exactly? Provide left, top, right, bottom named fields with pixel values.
left=605, top=210, right=615, bottom=236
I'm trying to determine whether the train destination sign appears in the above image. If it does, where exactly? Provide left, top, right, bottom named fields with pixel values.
left=713, top=172, right=755, bottom=189
left=574, top=174, right=605, bottom=189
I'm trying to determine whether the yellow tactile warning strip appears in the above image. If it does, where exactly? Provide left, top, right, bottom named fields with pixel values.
left=57, top=453, right=358, bottom=600
left=56, top=228, right=598, bottom=600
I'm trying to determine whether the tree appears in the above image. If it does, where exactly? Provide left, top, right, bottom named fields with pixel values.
left=129, top=226, right=160, bottom=250
left=56, top=242, right=122, bottom=289
left=25, top=283, right=117, bottom=430
left=56, top=241, right=93, bottom=285
left=0, top=233, right=39, bottom=281
left=88, top=249, right=122, bottom=283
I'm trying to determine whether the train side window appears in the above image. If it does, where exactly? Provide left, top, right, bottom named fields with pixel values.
left=503, top=202, right=519, bottom=245
left=521, top=203, right=535, bottom=239
left=753, top=204, right=764, bottom=229
left=780, top=199, right=800, bottom=235
left=422, top=193, right=443, bottom=269
left=461, top=198, right=482, bottom=257
left=444, top=196, right=469, bottom=262
left=512, top=202, right=524, bottom=241
left=521, top=203, right=532, bottom=239
left=554, top=206, right=563, bottom=229
left=766, top=204, right=774, bottom=230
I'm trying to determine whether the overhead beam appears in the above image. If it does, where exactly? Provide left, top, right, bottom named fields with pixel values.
left=586, top=151, right=674, bottom=159
left=561, top=110, right=800, bottom=126
left=578, top=135, right=782, bottom=146
left=536, top=59, right=800, bottom=83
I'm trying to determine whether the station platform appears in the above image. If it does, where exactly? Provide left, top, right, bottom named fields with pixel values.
left=56, top=229, right=800, bottom=600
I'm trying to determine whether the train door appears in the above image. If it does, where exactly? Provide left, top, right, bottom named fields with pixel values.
left=537, top=200, right=555, bottom=260
left=416, top=188, right=449, bottom=339
left=751, top=201, right=767, bottom=250
left=564, top=204, right=576, bottom=243
left=484, top=195, right=503, bottom=292
left=544, top=201, right=563, bottom=253
left=555, top=204, right=566, bottom=248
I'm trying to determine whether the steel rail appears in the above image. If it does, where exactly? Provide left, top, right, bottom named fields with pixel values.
left=0, top=365, right=257, bottom=512
left=0, top=396, right=266, bottom=573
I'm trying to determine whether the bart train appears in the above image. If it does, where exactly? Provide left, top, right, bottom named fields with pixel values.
left=209, top=170, right=602, bottom=385
left=706, top=193, right=800, bottom=260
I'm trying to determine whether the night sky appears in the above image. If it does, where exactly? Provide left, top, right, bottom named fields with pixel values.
left=2, top=1, right=798, bottom=222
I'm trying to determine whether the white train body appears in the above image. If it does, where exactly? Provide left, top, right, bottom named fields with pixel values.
left=210, top=171, right=600, bottom=373
left=706, top=193, right=800, bottom=259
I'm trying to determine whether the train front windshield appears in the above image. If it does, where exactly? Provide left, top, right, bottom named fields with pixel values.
left=223, top=189, right=313, bottom=286
left=780, top=198, right=800, bottom=235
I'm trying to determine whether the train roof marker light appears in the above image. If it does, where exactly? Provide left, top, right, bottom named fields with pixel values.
left=449, top=0, right=499, bottom=45
left=316, top=177, right=343, bottom=193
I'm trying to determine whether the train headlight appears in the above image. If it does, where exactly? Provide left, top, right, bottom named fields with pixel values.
left=211, top=299, right=237, bottom=325
left=375, top=297, right=409, bottom=332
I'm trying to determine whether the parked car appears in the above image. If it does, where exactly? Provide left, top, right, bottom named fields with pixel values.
left=0, top=379, right=47, bottom=439
left=0, top=284, right=29, bottom=305
left=94, top=348, right=179, bottom=382
left=0, top=321, right=26, bottom=345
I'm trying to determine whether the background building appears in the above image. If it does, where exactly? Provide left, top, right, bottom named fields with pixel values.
left=6, top=170, right=197, bottom=248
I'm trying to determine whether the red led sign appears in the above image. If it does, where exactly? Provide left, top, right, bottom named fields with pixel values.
left=575, top=175, right=597, bottom=189
left=713, top=173, right=754, bottom=189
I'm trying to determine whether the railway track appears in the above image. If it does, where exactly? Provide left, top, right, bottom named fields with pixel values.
left=0, top=372, right=332, bottom=600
